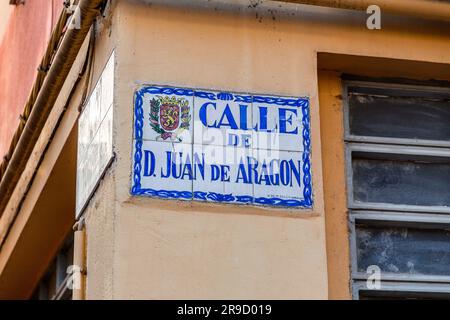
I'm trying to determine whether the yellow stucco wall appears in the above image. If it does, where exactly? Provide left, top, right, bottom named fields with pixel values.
left=84, top=0, right=450, bottom=299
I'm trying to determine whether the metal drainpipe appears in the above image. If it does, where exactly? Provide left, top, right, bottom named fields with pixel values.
left=0, top=0, right=105, bottom=215
left=72, top=218, right=86, bottom=300
left=280, top=0, right=450, bottom=22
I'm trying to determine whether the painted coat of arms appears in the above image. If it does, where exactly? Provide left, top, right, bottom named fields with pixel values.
left=149, top=95, right=191, bottom=142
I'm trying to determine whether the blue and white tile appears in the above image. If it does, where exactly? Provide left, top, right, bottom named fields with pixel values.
left=79, top=98, right=100, bottom=151
left=193, top=145, right=253, bottom=203
left=252, top=149, right=306, bottom=206
left=76, top=133, right=100, bottom=213
left=223, top=146, right=254, bottom=203
left=83, top=80, right=103, bottom=146
left=100, top=51, right=115, bottom=117
left=97, top=104, right=114, bottom=172
left=77, top=100, right=91, bottom=164
left=132, top=140, right=193, bottom=198
left=193, top=90, right=253, bottom=148
left=137, top=87, right=193, bottom=144
left=192, top=144, right=225, bottom=201
left=252, top=95, right=308, bottom=152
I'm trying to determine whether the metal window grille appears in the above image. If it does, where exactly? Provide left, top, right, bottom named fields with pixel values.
left=344, top=80, right=450, bottom=300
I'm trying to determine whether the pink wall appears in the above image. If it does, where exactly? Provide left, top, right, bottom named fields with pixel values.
left=0, top=0, right=64, bottom=159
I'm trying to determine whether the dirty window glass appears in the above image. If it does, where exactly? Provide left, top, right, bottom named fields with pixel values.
left=347, top=81, right=450, bottom=300
left=348, top=86, right=450, bottom=141
left=352, top=155, right=450, bottom=207
left=356, top=225, right=450, bottom=276
left=359, top=290, right=450, bottom=300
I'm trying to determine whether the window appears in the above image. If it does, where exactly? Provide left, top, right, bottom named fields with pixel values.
left=344, top=80, right=450, bottom=299
left=31, top=233, right=74, bottom=300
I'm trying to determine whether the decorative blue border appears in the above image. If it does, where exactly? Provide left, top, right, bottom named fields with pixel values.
left=131, top=85, right=313, bottom=209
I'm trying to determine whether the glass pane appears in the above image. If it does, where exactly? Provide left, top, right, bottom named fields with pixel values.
left=356, top=225, right=450, bottom=276
left=359, top=290, right=450, bottom=300
left=348, top=86, right=450, bottom=141
left=352, top=154, right=450, bottom=207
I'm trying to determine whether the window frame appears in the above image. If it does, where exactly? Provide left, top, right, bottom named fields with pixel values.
left=343, top=80, right=450, bottom=149
left=32, top=233, right=74, bottom=300
left=349, top=213, right=450, bottom=284
left=345, top=143, right=450, bottom=214
left=344, top=80, right=450, bottom=299
left=353, top=281, right=450, bottom=300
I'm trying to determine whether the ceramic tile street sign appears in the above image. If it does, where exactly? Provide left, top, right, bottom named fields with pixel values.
left=131, top=85, right=312, bottom=209
left=76, top=52, right=115, bottom=217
